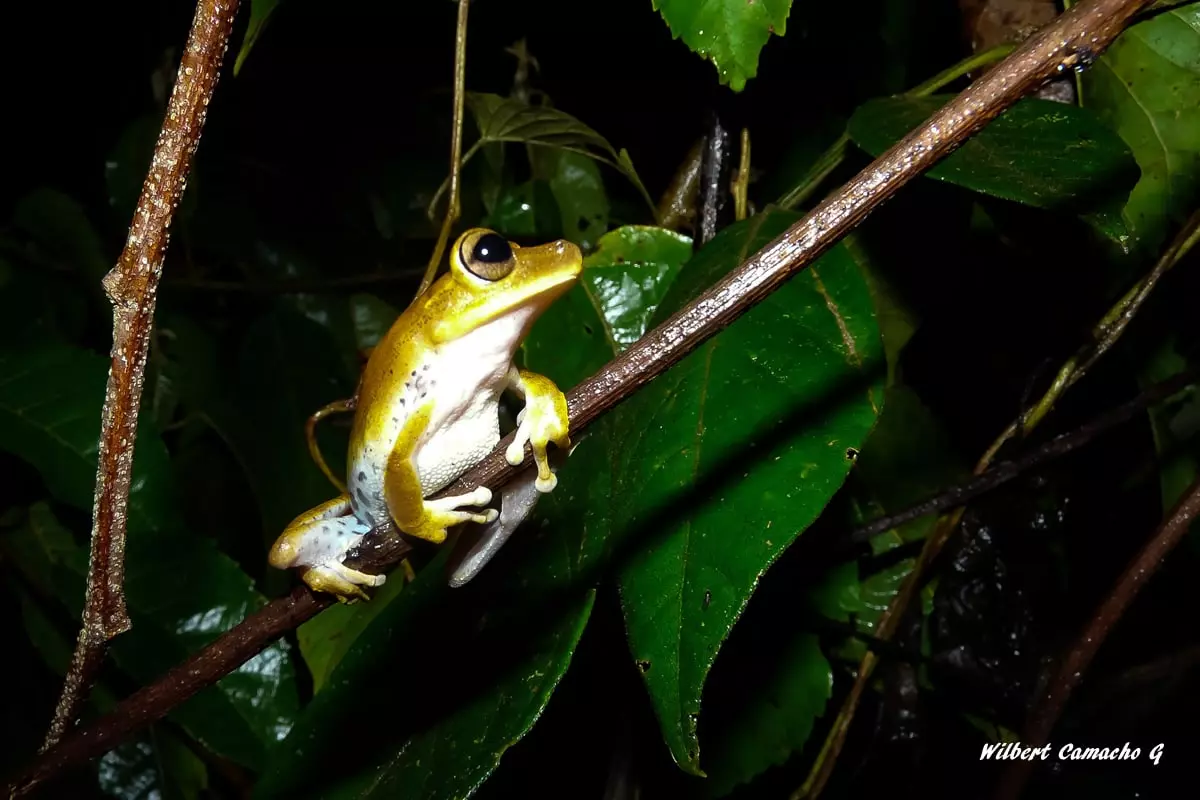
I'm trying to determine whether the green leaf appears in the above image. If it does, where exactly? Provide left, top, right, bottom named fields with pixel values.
left=0, top=347, right=298, bottom=768
left=297, top=568, right=406, bottom=694
left=235, top=0, right=282, bottom=75
left=702, top=634, right=831, bottom=796
left=1081, top=5, right=1200, bottom=252
left=0, top=255, right=89, bottom=346
left=653, top=0, right=793, bottom=91
left=613, top=208, right=884, bottom=774
left=532, top=149, right=610, bottom=251
left=580, top=225, right=694, bottom=351
left=1141, top=338, right=1200, bottom=552
left=847, top=95, right=1141, bottom=245
left=350, top=293, right=400, bottom=353
left=12, top=188, right=110, bottom=285
left=99, top=727, right=210, bottom=800
left=483, top=180, right=561, bottom=240
left=465, top=93, right=654, bottom=214
left=810, top=386, right=965, bottom=662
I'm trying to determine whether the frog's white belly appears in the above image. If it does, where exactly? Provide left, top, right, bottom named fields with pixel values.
left=348, top=307, right=535, bottom=527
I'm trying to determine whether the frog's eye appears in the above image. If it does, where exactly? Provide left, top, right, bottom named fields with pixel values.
left=460, top=230, right=516, bottom=281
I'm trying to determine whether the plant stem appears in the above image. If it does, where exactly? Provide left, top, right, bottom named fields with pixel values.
left=416, top=0, right=470, bottom=300
left=41, top=0, right=240, bottom=755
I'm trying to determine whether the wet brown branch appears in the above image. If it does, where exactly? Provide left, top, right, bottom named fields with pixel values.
left=40, top=0, right=240, bottom=755
left=14, top=0, right=1151, bottom=791
left=997, top=472, right=1200, bottom=799
left=16, top=588, right=333, bottom=796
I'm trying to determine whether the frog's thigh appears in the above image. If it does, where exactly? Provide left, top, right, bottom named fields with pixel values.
left=384, top=402, right=434, bottom=532
left=383, top=403, right=497, bottom=544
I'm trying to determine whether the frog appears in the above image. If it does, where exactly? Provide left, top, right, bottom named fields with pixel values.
left=268, top=228, right=582, bottom=601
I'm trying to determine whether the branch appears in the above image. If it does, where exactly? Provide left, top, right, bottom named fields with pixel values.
left=13, top=0, right=1151, bottom=790
left=16, top=589, right=329, bottom=796
left=40, top=0, right=240, bottom=755
left=996, top=472, right=1200, bottom=799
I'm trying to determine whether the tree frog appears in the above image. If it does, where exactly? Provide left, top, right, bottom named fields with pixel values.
left=268, top=228, right=582, bottom=601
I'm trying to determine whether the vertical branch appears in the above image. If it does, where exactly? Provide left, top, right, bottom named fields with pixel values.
left=41, top=0, right=240, bottom=751
left=416, top=0, right=471, bottom=299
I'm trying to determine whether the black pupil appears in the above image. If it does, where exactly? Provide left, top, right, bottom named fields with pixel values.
left=472, top=234, right=511, bottom=264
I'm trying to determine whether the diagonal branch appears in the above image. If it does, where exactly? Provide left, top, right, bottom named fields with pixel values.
left=40, top=0, right=241, bottom=755
left=10, top=0, right=1153, bottom=792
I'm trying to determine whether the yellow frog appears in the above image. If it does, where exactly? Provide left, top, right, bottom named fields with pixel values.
left=268, top=228, right=582, bottom=601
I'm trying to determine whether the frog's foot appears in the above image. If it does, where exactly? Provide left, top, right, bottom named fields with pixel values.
left=268, top=495, right=380, bottom=603
left=505, top=371, right=570, bottom=493
left=407, top=486, right=498, bottom=544
left=301, top=564, right=386, bottom=604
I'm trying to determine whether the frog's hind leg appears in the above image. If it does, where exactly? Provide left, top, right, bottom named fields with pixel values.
left=269, top=495, right=382, bottom=602
left=384, top=402, right=499, bottom=544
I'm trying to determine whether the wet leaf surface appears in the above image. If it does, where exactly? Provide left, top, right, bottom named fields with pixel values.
left=848, top=95, right=1141, bottom=245
left=1082, top=5, right=1200, bottom=251
left=653, top=0, right=793, bottom=91
left=613, top=208, right=884, bottom=774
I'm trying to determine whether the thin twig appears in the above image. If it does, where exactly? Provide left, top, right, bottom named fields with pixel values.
left=41, top=0, right=240, bottom=755
left=14, top=0, right=1149, bottom=790
left=846, top=369, right=1199, bottom=547
left=656, top=137, right=705, bottom=232
left=732, top=128, right=752, bottom=222
left=415, top=0, right=470, bottom=299
left=1018, top=209, right=1200, bottom=436
left=996, top=473, right=1200, bottom=799
left=696, top=112, right=732, bottom=246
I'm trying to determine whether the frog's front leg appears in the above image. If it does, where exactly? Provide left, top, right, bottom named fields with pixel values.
left=268, top=495, right=382, bottom=602
left=384, top=402, right=499, bottom=544
left=504, top=366, right=570, bottom=492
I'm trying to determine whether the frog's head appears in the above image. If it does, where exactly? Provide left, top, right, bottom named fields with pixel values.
left=426, top=228, right=582, bottom=344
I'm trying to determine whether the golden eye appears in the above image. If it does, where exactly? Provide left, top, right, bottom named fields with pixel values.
left=460, top=230, right=516, bottom=281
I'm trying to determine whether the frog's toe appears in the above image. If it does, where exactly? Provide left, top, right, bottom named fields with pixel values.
left=301, top=566, right=370, bottom=603
left=505, top=433, right=528, bottom=466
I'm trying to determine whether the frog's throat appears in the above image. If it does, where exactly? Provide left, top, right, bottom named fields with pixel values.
left=430, top=272, right=578, bottom=344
